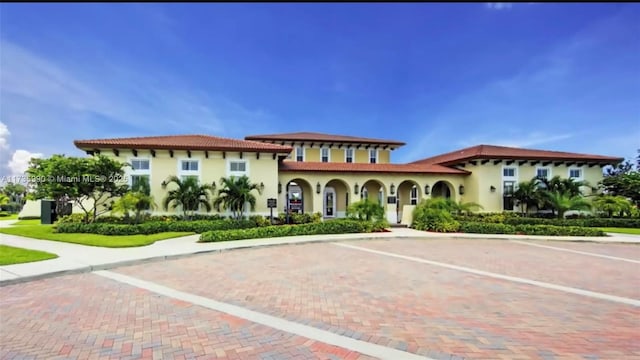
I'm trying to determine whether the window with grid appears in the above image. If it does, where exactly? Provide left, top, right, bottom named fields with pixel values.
left=536, top=168, right=550, bottom=180
left=181, top=160, right=199, bottom=171
left=345, top=148, right=353, bottom=163
left=296, top=147, right=304, bottom=162
left=369, top=149, right=377, bottom=164
left=321, top=148, right=329, bottom=162
left=131, top=159, right=150, bottom=171
left=569, top=168, right=582, bottom=179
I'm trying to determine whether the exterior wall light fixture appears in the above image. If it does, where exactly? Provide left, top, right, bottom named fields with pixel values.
left=490, top=185, right=496, bottom=193
left=316, top=182, right=321, bottom=194
left=390, top=183, right=395, bottom=195
left=424, top=185, right=430, bottom=195
left=354, top=183, right=359, bottom=195
left=459, top=185, right=465, bottom=195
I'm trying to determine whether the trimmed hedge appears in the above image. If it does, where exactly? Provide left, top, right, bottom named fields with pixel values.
left=56, top=219, right=260, bottom=235
left=412, top=206, right=460, bottom=233
left=454, top=213, right=639, bottom=228
left=459, top=222, right=605, bottom=236
left=200, top=219, right=387, bottom=242
left=57, top=213, right=229, bottom=224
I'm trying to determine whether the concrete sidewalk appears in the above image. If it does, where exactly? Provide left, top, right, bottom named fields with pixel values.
left=1, top=226, right=638, bottom=286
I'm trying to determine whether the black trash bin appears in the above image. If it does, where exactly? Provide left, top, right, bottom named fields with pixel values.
left=41, top=200, right=56, bottom=224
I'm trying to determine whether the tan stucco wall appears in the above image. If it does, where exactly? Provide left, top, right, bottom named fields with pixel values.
left=98, top=149, right=281, bottom=216
left=458, top=162, right=606, bottom=213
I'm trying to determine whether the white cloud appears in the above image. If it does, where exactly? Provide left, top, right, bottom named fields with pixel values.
left=7, top=150, right=43, bottom=176
left=0, top=122, right=9, bottom=149
left=0, top=39, right=275, bottom=162
left=456, top=132, right=575, bottom=149
left=485, top=3, right=513, bottom=10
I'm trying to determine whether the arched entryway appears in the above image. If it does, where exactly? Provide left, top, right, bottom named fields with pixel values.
left=431, top=180, right=454, bottom=200
left=323, top=179, right=350, bottom=218
left=395, top=180, right=420, bottom=224
left=286, top=179, right=313, bottom=214
left=360, top=179, right=386, bottom=205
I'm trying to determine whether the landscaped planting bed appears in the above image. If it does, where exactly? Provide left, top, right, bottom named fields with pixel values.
left=458, top=222, right=605, bottom=237
left=199, top=219, right=388, bottom=242
left=56, top=219, right=261, bottom=235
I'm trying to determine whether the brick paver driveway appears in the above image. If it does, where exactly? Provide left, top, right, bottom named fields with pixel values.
left=1, top=238, right=639, bottom=360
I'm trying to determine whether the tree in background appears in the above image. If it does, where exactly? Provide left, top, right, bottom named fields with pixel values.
left=112, top=176, right=156, bottom=224
left=593, top=195, right=634, bottom=218
left=347, top=198, right=385, bottom=221
left=600, top=156, right=640, bottom=209
left=26, top=155, right=128, bottom=223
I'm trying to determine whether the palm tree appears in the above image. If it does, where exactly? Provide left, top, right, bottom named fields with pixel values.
left=450, top=200, right=484, bottom=215
left=593, top=195, right=633, bottom=218
left=513, top=178, right=541, bottom=215
left=162, top=176, right=214, bottom=219
left=212, top=176, right=263, bottom=219
left=538, top=176, right=590, bottom=197
left=0, top=194, right=9, bottom=207
left=542, top=191, right=592, bottom=219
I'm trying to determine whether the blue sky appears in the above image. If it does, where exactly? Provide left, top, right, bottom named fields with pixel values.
left=1, top=3, right=638, bottom=176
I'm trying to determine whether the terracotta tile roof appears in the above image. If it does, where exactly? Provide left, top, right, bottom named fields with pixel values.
left=74, top=135, right=292, bottom=153
left=245, top=132, right=406, bottom=146
left=279, top=161, right=469, bottom=175
left=411, top=144, right=624, bottom=166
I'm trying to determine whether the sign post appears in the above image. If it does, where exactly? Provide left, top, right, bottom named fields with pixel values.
left=267, top=198, right=277, bottom=225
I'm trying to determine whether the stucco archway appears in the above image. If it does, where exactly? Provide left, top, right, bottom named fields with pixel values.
left=323, top=179, right=350, bottom=218
left=395, top=180, right=420, bottom=224
left=286, top=179, right=313, bottom=214
left=360, top=179, right=386, bottom=206
left=431, top=180, right=455, bottom=200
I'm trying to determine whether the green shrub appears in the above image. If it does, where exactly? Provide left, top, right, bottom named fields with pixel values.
left=56, top=219, right=260, bottom=235
left=457, top=222, right=605, bottom=236
left=503, top=217, right=640, bottom=228
left=459, top=222, right=516, bottom=234
left=275, top=212, right=322, bottom=225
left=347, top=199, right=385, bottom=221
left=411, top=203, right=460, bottom=232
left=199, top=219, right=376, bottom=242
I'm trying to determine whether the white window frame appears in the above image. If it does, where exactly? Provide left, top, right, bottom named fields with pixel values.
left=320, top=147, right=330, bottom=163
left=128, top=157, right=151, bottom=187
left=502, top=166, right=517, bottom=179
left=410, top=186, right=418, bottom=205
left=295, top=146, right=305, bottom=162
left=369, top=149, right=378, bottom=164
left=535, top=167, right=551, bottom=180
left=178, top=158, right=201, bottom=182
left=227, top=159, right=249, bottom=177
left=345, top=148, right=354, bottom=163
left=502, top=165, right=518, bottom=211
left=568, top=167, right=583, bottom=180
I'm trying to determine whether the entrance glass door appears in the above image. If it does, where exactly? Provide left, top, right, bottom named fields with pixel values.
left=324, top=187, right=335, bottom=217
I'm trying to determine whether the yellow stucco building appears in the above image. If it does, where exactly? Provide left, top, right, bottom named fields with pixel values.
left=62, top=131, right=623, bottom=224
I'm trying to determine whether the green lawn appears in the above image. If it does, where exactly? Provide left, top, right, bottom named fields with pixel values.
left=0, top=213, right=20, bottom=220
left=0, top=245, right=58, bottom=265
left=12, top=219, right=41, bottom=226
left=599, top=227, right=640, bottom=235
left=0, top=225, right=194, bottom=247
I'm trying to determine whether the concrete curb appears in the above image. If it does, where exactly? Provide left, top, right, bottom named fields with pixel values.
left=0, top=234, right=413, bottom=287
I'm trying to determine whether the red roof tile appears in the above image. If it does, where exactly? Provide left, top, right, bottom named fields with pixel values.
left=411, top=144, right=623, bottom=166
left=279, top=161, right=469, bottom=175
left=74, top=135, right=292, bottom=153
left=245, top=132, right=405, bottom=146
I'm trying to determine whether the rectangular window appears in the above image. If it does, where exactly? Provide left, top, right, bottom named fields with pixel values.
left=296, top=147, right=304, bottom=162
left=569, top=168, right=582, bottom=179
left=229, top=161, right=246, bottom=172
left=369, top=149, right=377, bottom=164
left=131, top=159, right=149, bottom=171
left=536, top=168, right=550, bottom=180
left=410, top=186, right=418, bottom=205
left=503, top=180, right=515, bottom=211
left=180, top=175, right=199, bottom=182
left=131, top=174, right=149, bottom=189
left=181, top=160, right=199, bottom=171
left=345, top=148, right=353, bottom=163
left=503, top=167, right=516, bottom=177
left=321, top=148, right=329, bottom=162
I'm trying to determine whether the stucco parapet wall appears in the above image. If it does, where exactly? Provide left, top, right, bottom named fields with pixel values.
left=278, top=162, right=470, bottom=175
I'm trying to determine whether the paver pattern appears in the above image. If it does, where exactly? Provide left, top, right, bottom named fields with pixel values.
left=114, top=240, right=640, bottom=359
left=0, top=274, right=374, bottom=360
left=353, top=238, right=640, bottom=299
left=531, top=240, right=640, bottom=259
left=2, top=238, right=639, bottom=360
